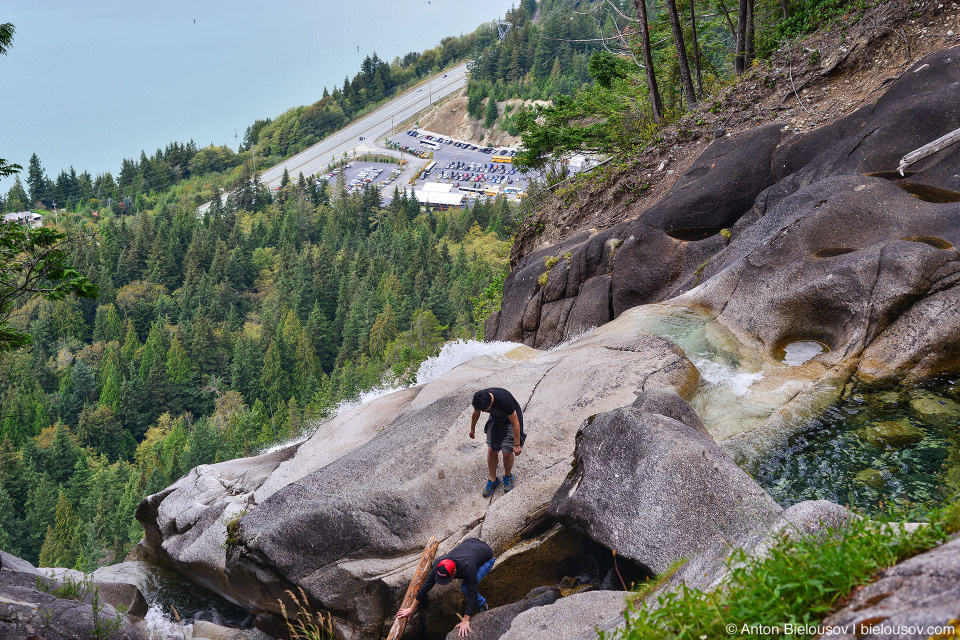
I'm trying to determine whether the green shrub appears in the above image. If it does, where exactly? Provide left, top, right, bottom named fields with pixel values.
left=605, top=501, right=957, bottom=640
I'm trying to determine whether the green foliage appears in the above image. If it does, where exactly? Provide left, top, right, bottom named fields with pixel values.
left=484, top=97, right=500, bottom=129
left=0, top=164, right=513, bottom=565
left=760, top=0, right=872, bottom=57
left=588, top=51, right=632, bottom=89
left=605, top=502, right=959, bottom=640
left=0, top=221, right=98, bottom=353
left=223, top=509, right=248, bottom=549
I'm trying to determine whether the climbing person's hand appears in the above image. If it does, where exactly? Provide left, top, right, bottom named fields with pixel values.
left=396, top=606, right=414, bottom=619
left=456, top=619, right=472, bottom=637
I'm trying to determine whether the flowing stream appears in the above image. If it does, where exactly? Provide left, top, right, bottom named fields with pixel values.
left=614, top=304, right=960, bottom=516
left=754, top=381, right=960, bottom=515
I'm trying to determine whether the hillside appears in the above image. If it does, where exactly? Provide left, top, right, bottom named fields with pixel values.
left=4, top=3, right=960, bottom=640
left=512, top=0, right=960, bottom=264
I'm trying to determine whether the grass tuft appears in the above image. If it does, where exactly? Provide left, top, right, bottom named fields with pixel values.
left=280, top=588, right=336, bottom=640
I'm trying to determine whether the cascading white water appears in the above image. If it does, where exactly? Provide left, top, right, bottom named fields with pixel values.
left=413, top=339, right=521, bottom=384
left=143, top=605, right=193, bottom=640
left=261, top=339, right=523, bottom=454
left=693, top=357, right=764, bottom=397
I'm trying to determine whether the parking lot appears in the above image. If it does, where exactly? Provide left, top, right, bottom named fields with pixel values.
left=386, top=129, right=540, bottom=197
left=315, top=162, right=403, bottom=195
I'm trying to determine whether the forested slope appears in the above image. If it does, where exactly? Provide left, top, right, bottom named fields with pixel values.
left=0, top=176, right=513, bottom=569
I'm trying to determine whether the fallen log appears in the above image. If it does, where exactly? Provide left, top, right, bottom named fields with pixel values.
left=899, top=125, right=960, bottom=175
left=385, top=536, right=439, bottom=640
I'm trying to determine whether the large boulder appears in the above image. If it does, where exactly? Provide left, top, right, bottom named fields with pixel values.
left=498, top=590, right=627, bottom=640
left=0, top=557, right=146, bottom=640
left=549, top=400, right=782, bottom=575
left=36, top=565, right=149, bottom=620
left=1, top=550, right=39, bottom=575
left=138, top=337, right=699, bottom=639
left=442, top=587, right=560, bottom=640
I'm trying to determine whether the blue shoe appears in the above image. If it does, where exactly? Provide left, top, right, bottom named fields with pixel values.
left=503, top=475, right=514, bottom=493
left=483, top=477, right=500, bottom=497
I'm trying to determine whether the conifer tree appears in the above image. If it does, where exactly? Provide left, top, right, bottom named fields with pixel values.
left=0, top=486, right=19, bottom=555
left=98, top=346, right=123, bottom=410
left=39, top=490, right=81, bottom=568
left=24, top=474, right=58, bottom=563
left=165, top=335, right=192, bottom=385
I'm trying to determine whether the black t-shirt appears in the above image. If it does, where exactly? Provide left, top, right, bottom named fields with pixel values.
left=415, top=538, right=494, bottom=616
left=479, top=387, right=525, bottom=448
left=479, top=387, right=522, bottom=425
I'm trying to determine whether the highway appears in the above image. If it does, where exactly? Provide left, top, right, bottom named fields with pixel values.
left=258, top=63, right=468, bottom=188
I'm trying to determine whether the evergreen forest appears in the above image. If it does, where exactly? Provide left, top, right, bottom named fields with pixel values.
left=0, top=172, right=514, bottom=569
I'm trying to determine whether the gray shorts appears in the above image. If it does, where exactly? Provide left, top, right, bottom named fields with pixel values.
left=487, top=423, right=515, bottom=453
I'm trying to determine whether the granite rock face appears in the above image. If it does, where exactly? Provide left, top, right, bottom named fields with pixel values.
left=549, top=402, right=782, bottom=574
left=442, top=587, right=560, bottom=640
left=490, top=45, right=960, bottom=376
left=498, top=590, right=627, bottom=640
left=0, top=555, right=146, bottom=640
left=138, top=337, right=699, bottom=639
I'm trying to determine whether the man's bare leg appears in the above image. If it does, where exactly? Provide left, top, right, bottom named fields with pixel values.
left=487, top=447, right=500, bottom=482
left=502, top=451, right=515, bottom=477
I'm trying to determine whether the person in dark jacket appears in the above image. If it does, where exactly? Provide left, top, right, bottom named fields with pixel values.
left=395, top=538, right=495, bottom=637
left=469, top=388, right=525, bottom=496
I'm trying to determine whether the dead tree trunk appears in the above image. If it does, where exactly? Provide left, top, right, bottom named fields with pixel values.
left=632, top=0, right=664, bottom=123
left=665, top=0, right=698, bottom=106
left=385, top=537, right=440, bottom=640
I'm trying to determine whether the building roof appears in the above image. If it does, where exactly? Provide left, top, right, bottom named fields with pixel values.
left=408, top=184, right=464, bottom=206
left=421, top=182, right=455, bottom=193
left=416, top=190, right=465, bottom=206
left=3, top=211, right=42, bottom=223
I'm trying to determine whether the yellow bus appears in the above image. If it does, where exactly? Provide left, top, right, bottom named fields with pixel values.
left=491, top=154, right=512, bottom=163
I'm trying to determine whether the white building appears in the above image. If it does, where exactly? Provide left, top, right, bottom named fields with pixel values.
left=409, top=182, right=465, bottom=210
left=3, top=211, right=43, bottom=229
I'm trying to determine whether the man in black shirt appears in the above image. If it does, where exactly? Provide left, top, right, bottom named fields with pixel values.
left=395, top=538, right=495, bottom=637
left=469, top=387, right=525, bottom=496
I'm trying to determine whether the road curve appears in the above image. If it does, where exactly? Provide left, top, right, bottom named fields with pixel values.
left=259, top=64, right=467, bottom=188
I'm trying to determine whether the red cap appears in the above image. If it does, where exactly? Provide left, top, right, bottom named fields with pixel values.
left=436, top=559, right=456, bottom=584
